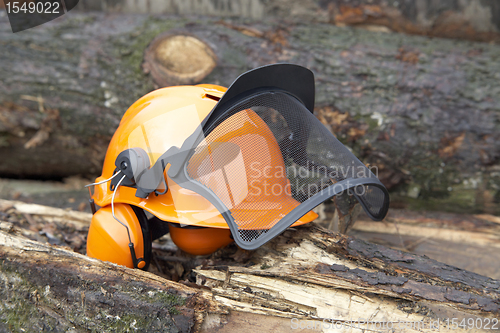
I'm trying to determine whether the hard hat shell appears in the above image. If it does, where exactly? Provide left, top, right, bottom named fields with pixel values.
left=91, top=84, right=318, bottom=229
left=87, top=63, right=389, bottom=264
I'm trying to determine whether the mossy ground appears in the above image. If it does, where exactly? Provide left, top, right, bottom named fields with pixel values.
left=0, top=258, right=188, bottom=332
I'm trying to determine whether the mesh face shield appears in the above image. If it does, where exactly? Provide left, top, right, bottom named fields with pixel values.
left=177, top=89, right=389, bottom=249
left=119, top=64, right=389, bottom=250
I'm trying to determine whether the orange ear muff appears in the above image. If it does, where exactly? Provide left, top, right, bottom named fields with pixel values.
left=169, top=223, right=233, bottom=255
left=87, top=204, right=151, bottom=270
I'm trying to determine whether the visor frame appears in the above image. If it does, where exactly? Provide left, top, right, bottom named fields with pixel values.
left=170, top=156, right=388, bottom=250
left=120, top=64, right=389, bottom=250
left=164, top=88, right=390, bottom=250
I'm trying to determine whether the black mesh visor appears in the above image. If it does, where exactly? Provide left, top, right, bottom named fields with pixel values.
left=183, top=90, right=389, bottom=249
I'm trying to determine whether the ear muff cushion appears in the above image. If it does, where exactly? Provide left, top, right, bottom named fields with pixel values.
left=149, top=215, right=170, bottom=241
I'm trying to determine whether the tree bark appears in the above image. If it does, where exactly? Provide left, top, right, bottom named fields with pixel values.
left=0, top=13, right=499, bottom=214
left=0, top=200, right=499, bottom=332
left=343, top=208, right=500, bottom=280
left=44, top=0, right=500, bottom=43
left=0, top=232, right=223, bottom=332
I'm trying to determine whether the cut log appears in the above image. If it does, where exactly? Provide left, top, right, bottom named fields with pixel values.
left=196, top=223, right=500, bottom=319
left=143, top=32, right=217, bottom=87
left=69, top=0, right=500, bottom=43
left=0, top=231, right=227, bottom=332
left=0, top=200, right=499, bottom=332
left=0, top=198, right=91, bottom=225
left=340, top=208, right=500, bottom=280
left=0, top=13, right=498, bottom=215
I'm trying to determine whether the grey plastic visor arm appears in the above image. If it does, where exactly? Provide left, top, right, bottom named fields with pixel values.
left=131, top=124, right=206, bottom=198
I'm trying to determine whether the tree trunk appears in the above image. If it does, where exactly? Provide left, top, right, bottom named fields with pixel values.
left=1, top=200, right=499, bottom=332
left=47, top=0, right=500, bottom=43
left=0, top=13, right=499, bottom=214
left=341, top=208, right=500, bottom=280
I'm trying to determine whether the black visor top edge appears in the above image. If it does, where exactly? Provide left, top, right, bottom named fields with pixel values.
left=202, top=64, right=315, bottom=129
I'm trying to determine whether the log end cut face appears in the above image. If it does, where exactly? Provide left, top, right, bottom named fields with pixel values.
left=144, top=33, right=217, bottom=87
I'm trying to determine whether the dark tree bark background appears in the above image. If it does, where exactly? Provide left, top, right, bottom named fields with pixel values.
left=46, top=0, right=500, bottom=43
left=0, top=13, right=498, bottom=214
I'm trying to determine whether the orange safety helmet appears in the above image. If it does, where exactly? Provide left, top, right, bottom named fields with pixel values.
left=86, top=64, right=389, bottom=269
